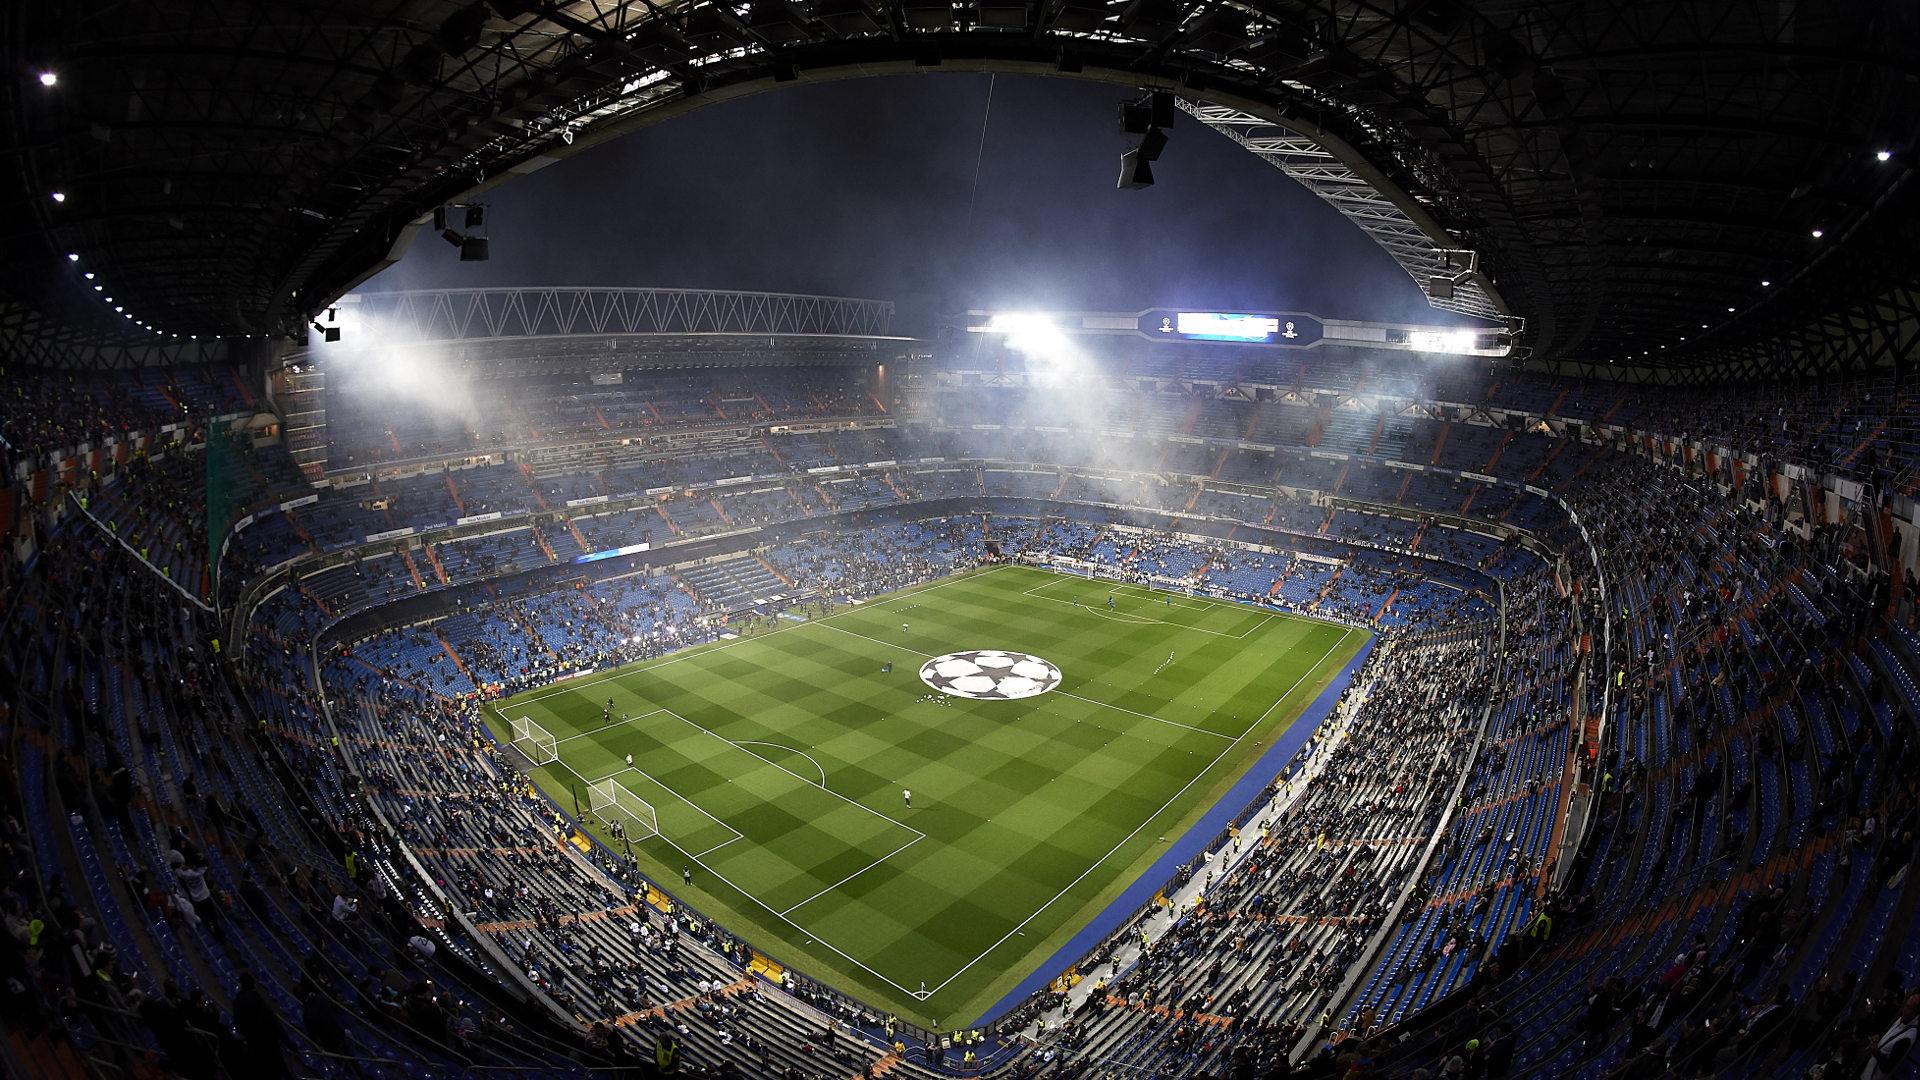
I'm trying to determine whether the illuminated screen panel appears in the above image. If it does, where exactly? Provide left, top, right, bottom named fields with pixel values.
left=1175, top=312, right=1280, bottom=341
left=574, top=541, right=650, bottom=564
left=1137, top=309, right=1321, bottom=344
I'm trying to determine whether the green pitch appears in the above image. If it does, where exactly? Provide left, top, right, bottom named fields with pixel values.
left=489, top=562, right=1365, bottom=1026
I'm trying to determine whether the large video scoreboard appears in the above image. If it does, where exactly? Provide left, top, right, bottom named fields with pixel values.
left=968, top=307, right=1508, bottom=357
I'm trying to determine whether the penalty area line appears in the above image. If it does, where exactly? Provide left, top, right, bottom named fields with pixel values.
left=923, top=623, right=1359, bottom=999
left=778, top=834, right=925, bottom=917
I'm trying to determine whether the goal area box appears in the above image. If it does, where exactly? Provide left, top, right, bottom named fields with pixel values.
left=588, top=776, right=660, bottom=842
left=510, top=715, right=559, bottom=766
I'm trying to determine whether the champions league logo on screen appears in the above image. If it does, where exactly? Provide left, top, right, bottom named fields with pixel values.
left=1138, top=309, right=1323, bottom=345
left=919, top=651, right=1063, bottom=700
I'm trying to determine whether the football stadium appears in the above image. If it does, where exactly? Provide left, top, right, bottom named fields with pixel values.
left=2, top=4, right=1919, bottom=1079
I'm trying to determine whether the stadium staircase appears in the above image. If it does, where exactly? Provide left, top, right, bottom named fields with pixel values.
left=1304, top=402, right=1331, bottom=447
left=653, top=502, right=681, bottom=535
left=435, top=631, right=476, bottom=683
left=422, top=542, right=450, bottom=584
left=517, top=462, right=550, bottom=510
left=531, top=524, right=558, bottom=563
left=297, top=582, right=335, bottom=619
left=4, top=1029, right=96, bottom=1080
left=400, top=547, right=426, bottom=588
left=1526, top=438, right=1568, bottom=484
left=756, top=555, right=792, bottom=587
left=282, top=506, right=319, bottom=551
left=1485, top=431, right=1513, bottom=473
left=1839, top=417, right=1892, bottom=470
left=1372, top=588, right=1399, bottom=624
left=1313, top=565, right=1344, bottom=609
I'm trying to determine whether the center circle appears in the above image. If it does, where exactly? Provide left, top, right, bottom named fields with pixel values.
left=919, top=650, right=1062, bottom=700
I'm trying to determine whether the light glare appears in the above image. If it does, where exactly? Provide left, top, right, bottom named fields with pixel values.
left=1408, top=329, right=1481, bottom=354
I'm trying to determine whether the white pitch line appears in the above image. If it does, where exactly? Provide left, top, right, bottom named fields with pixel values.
left=692, top=836, right=743, bottom=859
left=1107, top=581, right=1217, bottom=612
left=736, top=740, right=829, bottom=788
left=778, top=834, right=926, bottom=917
left=660, top=709, right=922, bottom=839
left=503, top=561, right=1359, bottom=1007
left=924, top=624, right=1357, bottom=998
left=1017, top=573, right=1267, bottom=639
left=475, top=564, right=1037, bottom=1000
left=1053, top=691, right=1237, bottom=741
left=819, top=621, right=1238, bottom=743
left=569, top=760, right=745, bottom=848
left=548, top=758, right=924, bottom=997
left=501, top=564, right=1012, bottom=710
left=551, top=707, right=668, bottom=747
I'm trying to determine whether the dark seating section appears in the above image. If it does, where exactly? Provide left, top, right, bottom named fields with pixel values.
left=323, top=365, right=885, bottom=469
left=1, top=352, right=1914, bottom=1080
left=0, top=364, right=254, bottom=467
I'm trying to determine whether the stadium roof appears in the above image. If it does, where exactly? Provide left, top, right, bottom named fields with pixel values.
left=6, top=0, right=1917, bottom=379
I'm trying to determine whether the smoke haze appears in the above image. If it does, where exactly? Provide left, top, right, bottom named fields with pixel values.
left=366, top=74, right=1454, bottom=332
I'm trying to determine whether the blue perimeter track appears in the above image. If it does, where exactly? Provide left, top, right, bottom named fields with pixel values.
left=973, top=632, right=1378, bottom=1026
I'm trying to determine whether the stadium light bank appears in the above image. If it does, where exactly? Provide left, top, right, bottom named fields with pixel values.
left=970, top=307, right=1512, bottom=359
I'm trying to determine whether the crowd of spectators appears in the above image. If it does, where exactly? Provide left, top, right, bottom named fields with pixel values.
left=3, top=352, right=1917, bottom=1079
left=0, top=364, right=251, bottom=473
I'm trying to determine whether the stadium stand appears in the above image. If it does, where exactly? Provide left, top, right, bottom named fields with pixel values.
left=11, top=0, right=1920, bottom=1068
left=5, top=332, right=1916, bottom=1080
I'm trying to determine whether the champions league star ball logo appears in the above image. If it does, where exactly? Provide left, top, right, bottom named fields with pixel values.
left=919, top=651, right=1062, bottom=700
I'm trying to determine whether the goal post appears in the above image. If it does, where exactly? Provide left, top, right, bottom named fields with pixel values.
left=510, top=715, right=559, bottom=766
left=588, top=776, right=660, bottom=842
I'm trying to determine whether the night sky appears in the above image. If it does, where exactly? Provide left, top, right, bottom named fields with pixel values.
left=368, top=73, right=1455, bottom=334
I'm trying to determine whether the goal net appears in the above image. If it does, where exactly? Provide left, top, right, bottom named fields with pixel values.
left=588, top=776, right=660, bottom=842
left=510, top=716, right=559, bottom=766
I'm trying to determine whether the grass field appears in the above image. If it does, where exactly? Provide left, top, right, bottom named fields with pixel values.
left=489, top=562, right=1366, bottom=1026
